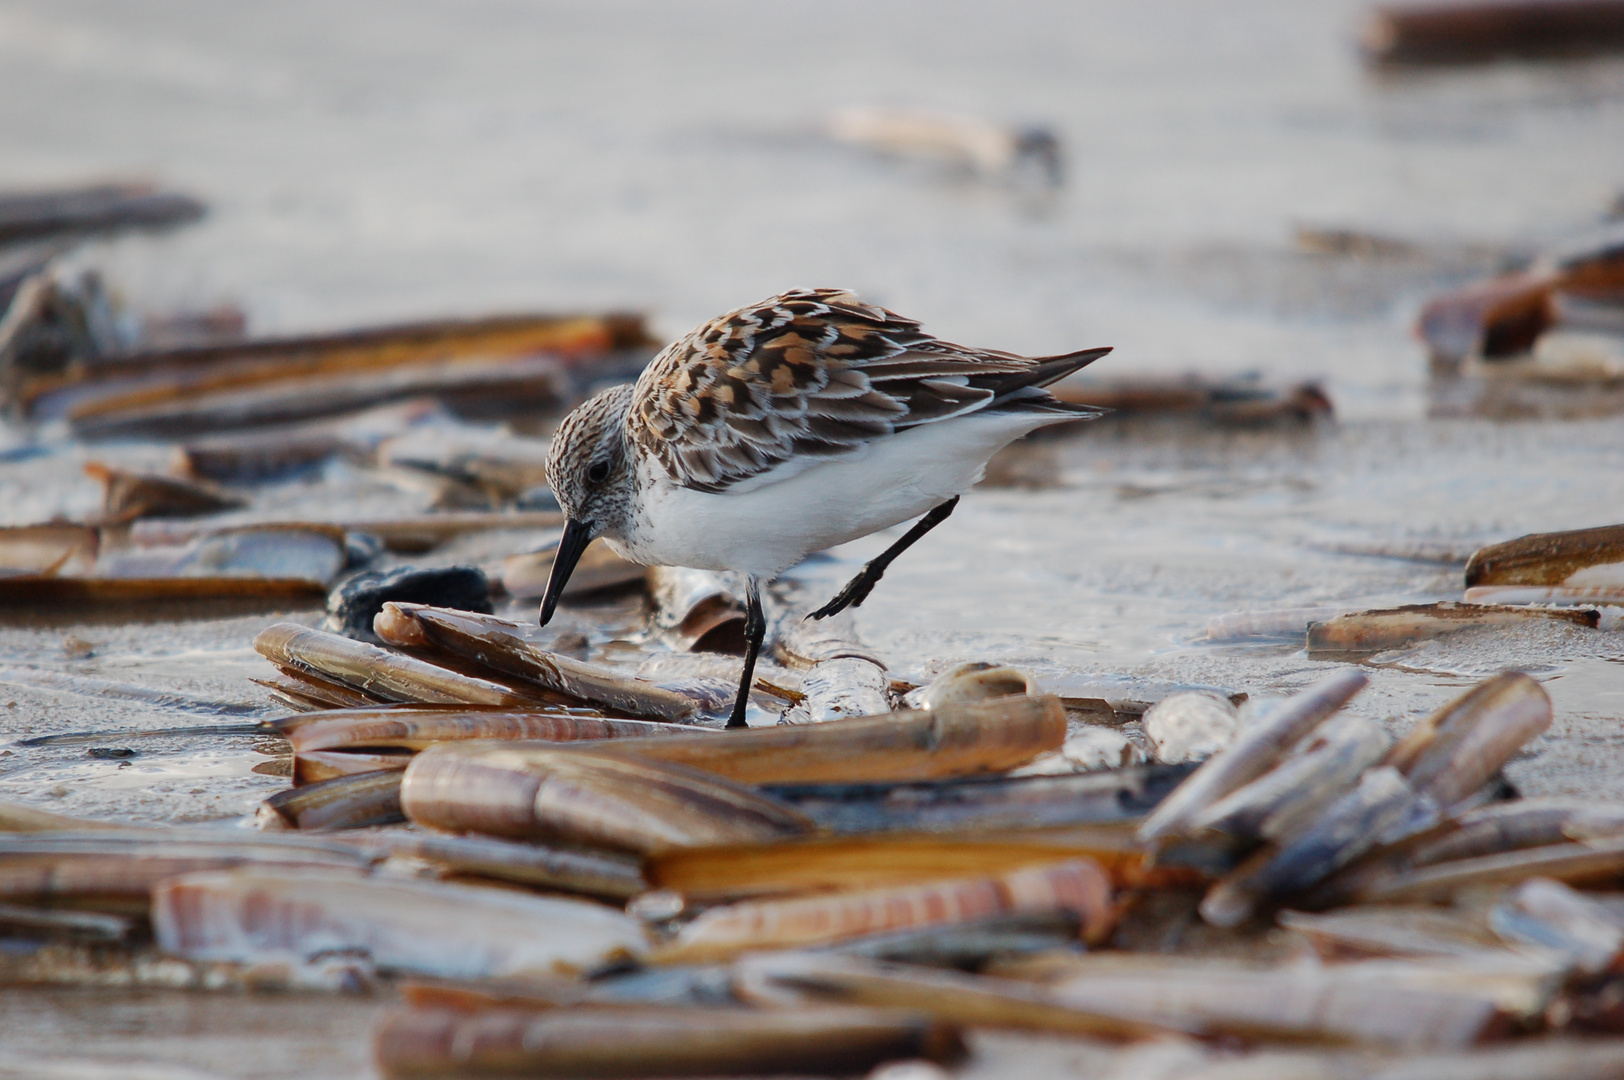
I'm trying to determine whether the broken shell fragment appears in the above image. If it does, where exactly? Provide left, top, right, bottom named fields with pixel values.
left=84, top=461, right=245, bottom=523
left=657, top=857, right=1113, bottom=962
left=1489, top=877, right=1624, bottom=974
left=152, top=866, right=648, bottom=979
left=400, top=745, right=814, bottom=853
left=780, top=656, right=892, bottom=725
left=1013, top=728, right=1145, bottom=775
left=1142, top=691, right=1240, bottom=764
left=903, top=662, right=1036, bottom=711
left=373, top=1004, right=964, bottom=1080
left=96, top=525, right=348, bottom=585
left=1139, top=669, right=1368, bottom=843
left=1307, top=601, right=1598, bottom=654
left=648, top=566, right=749, bottom=653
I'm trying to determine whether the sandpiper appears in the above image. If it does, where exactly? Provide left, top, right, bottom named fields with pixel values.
left=540, top=287, right=1110, bottom=728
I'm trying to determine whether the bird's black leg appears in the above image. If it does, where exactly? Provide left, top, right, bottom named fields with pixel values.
left=808, top=495, right=960, bottom=621
left=727, top=576, right=766, bottom=729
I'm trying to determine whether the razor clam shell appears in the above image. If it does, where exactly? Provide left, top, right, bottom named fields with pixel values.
left=823, top=910, right=1084, bottom=968
left=1138, top=669, right=1368, bottom=843
left=621, top=695, right=1066, bottom=785
left=152, top=866, right=648, bottom=978
left=1348, top=838, right=1624, bottom=905
left=1489, top=878, right=1624, bottom=973
left=0, top=801, right=129, bottom=833
left=732, top=952, right=1180, bottom=1041
left=0, top=830, right=370, bottom=906
left=386, top=604, right=698, bottom=721
left=1409, top=799, right=1624, bottom=868
left=294, top=749, right=413, bottom=784
left=0, top=900, right=134, bottom=941
left=1306, top=601, right=1599, bottom=654
left=1037, top=955, right=1510, bottom=1049
left=764, top=763, right=1194, bottom=835
left=1465, top=523, right=1624, bottom=588
left=658, top=858, right=1113, bottom=962
left=1190, top=713, right=1391, bottom=842
left=373, top=1004, right=964, bottom=1080
left=379, top=830, right=646, bottom=899
left=253, top=622, right=556, bottom=707
left=1200, top=766, right=1419, bottom=929
left=259, top=770, right=404, bottom=831
left=400, top=745, right=814, bottom=853
left=903, top=662, right=1036, bottom=711
left=96, top=525, right=347, bottom=585
left=84, top=461, right=245, bottom=522
left=779, top=656, right=892, bottom=725
left=1142, top=691, right=1239, bottom=764
left=1278, top=906, right=1508, bottom=960
left=266, top=664, right=391, bottom=709
left=1393, top=671, right=1552, bottom=810
left=275, top=705, right=701, bottom=753
left=0, top=523, right=98, bottom=576
left=0, top=575, right=329, bottom=608
left=1465, top=585, right=1624, bottom=606
left=646, top=831, right=1178, bottom=904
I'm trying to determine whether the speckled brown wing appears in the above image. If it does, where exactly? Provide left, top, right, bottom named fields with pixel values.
left=628, top=287, right=1103, bottom=493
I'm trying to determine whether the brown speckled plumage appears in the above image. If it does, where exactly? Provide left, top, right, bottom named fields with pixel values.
left=625, top=287, right=1105, bottom=493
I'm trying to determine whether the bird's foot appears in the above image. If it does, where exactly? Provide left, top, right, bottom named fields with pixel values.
left=806, top=566, right=879, bottom=620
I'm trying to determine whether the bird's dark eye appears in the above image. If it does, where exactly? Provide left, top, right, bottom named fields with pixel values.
left=586, top=461, right=610, bottom=484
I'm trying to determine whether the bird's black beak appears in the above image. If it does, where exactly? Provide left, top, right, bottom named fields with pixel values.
left=538, top=518, right=593, bottom=626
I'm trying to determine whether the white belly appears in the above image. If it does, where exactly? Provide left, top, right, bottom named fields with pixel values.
left=615, top=411, right=1057, bottom=578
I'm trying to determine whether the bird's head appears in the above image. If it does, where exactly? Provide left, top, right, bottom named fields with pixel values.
left=539, top=384, right=635, bottom=625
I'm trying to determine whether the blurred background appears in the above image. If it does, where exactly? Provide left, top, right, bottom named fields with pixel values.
left=5, top=0, right=1623, bottom=420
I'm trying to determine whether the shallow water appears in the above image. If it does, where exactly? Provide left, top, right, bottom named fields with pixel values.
left=2, top=1, right=1624, bottom=1073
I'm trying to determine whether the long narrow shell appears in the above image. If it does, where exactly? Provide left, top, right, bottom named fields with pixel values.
left=1390, top=671, right=1552, bottom=809
left=275, top=706, right=700, bottom=753
left=400, top=746, right=814, bottom=853
left=1200, top=767, right=1419, bottom=929
left=1307, top=602, right=1598, bottom=654
left=374, top=1005, right=964, bottom=1080
left=647, top=832, right=1185, bottom=904
left=1190, top=713, right=1391, bottom=842
left=0, top=831, right=369, bottom=907
left=1139, top=670, right=1368, bottom=843
left=1465, top=524, right=1624, bottom=588
left=657, top=858, right=1113, bottom=962
left=622, top=695, right=1066, bottom=784
left=383, top=604, right=698, bottom=721
left=733, top=952, right=1182, bottom=1041
left=153, top=866, right=648, bottom=979
left=254, top=623, right=555, bottom=707
left=379, top=830, right=646, bottom=899
left=259, top=770, right=404, bottom=830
